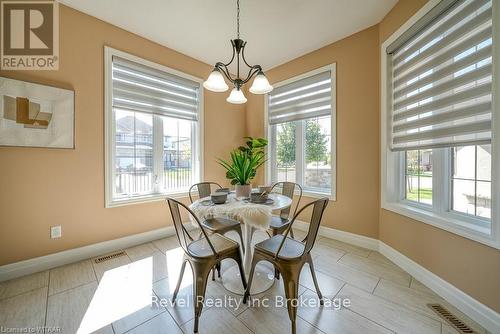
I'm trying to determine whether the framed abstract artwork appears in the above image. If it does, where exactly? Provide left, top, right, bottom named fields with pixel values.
left=0, top=77, right=74, bottom=148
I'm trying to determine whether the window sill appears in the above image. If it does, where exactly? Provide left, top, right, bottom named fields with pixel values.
left=382, top=201, right=499, bottom=249
left=302, top=190, right=336, bottom=201
left=106, top=190, right=190, bottom=208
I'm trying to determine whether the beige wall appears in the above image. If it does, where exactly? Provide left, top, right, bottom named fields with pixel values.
left=246, top=25, right=381, bottom=239
left=378, top=0, right=500, bottom=312
left=0, top=5, right=246, bottom=265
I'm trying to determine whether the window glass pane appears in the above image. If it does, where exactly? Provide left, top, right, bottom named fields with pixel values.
left=163, top=116, right=193, bottom=191
left=476, top=181, right=491, bottom=219
left=419, top=149, right=432, bottom=205
left=114, top=110, right=154, bottom=196
left=275, top=122, right=296, bottom=183
left=304, top=116, right=331, bottom=192
left=451, top=145, right=491, bottom=219
left=453, top=146, right=475, bottom=179
left=477, top=144, right=491, bottom=181
left=452, top=179, right=476, bottom=216
left=405, top=149, right=432, bottom=204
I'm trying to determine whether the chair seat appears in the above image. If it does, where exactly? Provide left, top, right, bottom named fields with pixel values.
left=187, top=233, right=239, bottom=258
left=201, top=217, right=240, bottom=233
left=255, top=235, right=305, bottom=260
left=268, top=216, right=290, bottom=231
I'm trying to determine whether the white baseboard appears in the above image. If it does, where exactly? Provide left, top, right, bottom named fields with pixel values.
left=293, top=220, right=379, bottom=250
left=379, top=242, right=500, bottom=334
left=0, top=224, right=186, bottom=282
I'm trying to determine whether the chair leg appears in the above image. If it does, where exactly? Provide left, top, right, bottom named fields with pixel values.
left=289, top=228, right=294, bottom=239
left=172, top=259, right=187, bottom=303
left=307, top=255, right=323, bottom=304
left=236, top=227, right=245, bottom=254
left=191, top=261, right=212, bottom=333
left=281, top=265, right=302, bottom=334
left=217, top=262, right=221, bottom=278
left=211, top=265, right=216, bottom=281
left=233, top=250, right=247, bottom=290
left=242, top=254, right=260, bottom=304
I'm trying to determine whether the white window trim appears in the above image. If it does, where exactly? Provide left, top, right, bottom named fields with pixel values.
left=381, top=0, right=500, bottom=249
left=264, top=64, right=337, bottom=200
left=104, top=46, right=204, bottom=208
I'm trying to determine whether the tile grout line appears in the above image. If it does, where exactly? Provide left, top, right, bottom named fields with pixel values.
left=43, top=270, right=51, bottom=331
left=348, top=308, right=397, bottom=333
left=0, top=283, right=50, bottom=302
left=48, top=280, right=97, bottom=298
left=372, top=277, right=382, bottom=294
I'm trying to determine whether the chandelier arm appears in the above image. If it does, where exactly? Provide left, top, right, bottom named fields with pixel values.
left=241, top=45, right=261, bottom=70
left=215, top=63, right=235, bottom=83
left=222, top=42, right=236, bottom=67
left=241, top=67, right=261, bottom=84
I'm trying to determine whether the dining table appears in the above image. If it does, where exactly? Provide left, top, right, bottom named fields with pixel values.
left=189, top=192, right=292, bottom=295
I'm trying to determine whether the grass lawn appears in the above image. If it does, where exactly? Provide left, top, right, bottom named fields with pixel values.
left=406, top=188, right=432, bottom=201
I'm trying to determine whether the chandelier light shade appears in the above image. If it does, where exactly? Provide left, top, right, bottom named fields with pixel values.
left=226, top=88, right=247, bottom=104
left=249, top=71, right=273, bottom=94
left=203, top=69, right=229, bottom=92
left=203, top=0, right=272, bottom=104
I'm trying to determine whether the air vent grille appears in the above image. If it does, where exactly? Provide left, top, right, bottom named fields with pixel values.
left=94, top=251, right=127, bottom=263
left=427, top=304, right=476, bottom=334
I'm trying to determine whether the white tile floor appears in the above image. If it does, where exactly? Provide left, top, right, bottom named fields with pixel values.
left=0, top=229, right=487, bottom=334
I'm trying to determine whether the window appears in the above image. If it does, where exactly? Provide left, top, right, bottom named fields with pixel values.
left=381, top=0, right=499, bottom=248
left=267, top=65, right=336, bottom=197
left=105, top=47, right=202, bottom=207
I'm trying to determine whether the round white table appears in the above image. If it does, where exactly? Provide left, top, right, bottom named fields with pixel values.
left=189, top=193, right=292, bottom=295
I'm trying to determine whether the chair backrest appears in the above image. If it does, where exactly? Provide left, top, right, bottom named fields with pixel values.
left=165, top=197, right=217, bottom=257
left=270, top=182, right=302, bottom=220
left=301, top=197, right=329, bottom=255
left=189, top=182, right=222, bottom=203
left=276, top=197, right=329, bottom=259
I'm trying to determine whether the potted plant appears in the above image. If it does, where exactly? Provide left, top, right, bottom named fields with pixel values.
left=218, top=137, right=268, bottom=198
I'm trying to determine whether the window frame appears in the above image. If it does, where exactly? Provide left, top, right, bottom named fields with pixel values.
left=264, top=64, right=337, bottom=200
left=381, top=0, right=500, bottom=249
left=104, top=46, right=204, bottom=208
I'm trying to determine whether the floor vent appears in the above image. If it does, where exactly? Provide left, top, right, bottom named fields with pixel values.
left=94, top=251, right=127, bottom=263
left=427, top=304, right=475, bottom=333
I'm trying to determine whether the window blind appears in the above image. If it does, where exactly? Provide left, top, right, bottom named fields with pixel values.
left=268, top=71, right=332, bottom=125
left=388, top=0, right=493, bottom=151
left=112, top=56, right=200, bottom=121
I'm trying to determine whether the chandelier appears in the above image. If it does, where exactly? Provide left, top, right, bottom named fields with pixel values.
left=203, top=0, right=273, bottom=104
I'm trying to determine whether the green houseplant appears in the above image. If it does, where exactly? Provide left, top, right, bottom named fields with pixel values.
left=217, top=137, right=268, bottom=197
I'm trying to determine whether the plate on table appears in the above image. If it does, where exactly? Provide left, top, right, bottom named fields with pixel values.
left=245, top=198, right=275, bottom=205
left=200, top=199, right=228, bottom=206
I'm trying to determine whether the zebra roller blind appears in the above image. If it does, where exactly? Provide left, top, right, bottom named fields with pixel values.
left=387, top=0, right=493, bottom=151
left=112, top=56, right=200, bottom=121
left=268, top=70, right=332, bottom=125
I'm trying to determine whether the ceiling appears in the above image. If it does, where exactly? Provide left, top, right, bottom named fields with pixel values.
left=60, top=0, right=397, bottom=71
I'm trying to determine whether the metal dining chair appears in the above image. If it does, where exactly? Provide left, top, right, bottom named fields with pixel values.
left=189, top=182, right=245, bottom=279
left=243, top=197, right=329, bottom=334
left=166, top=197, right=247, bottom=334
left=267, top=182, right=303, bottom=239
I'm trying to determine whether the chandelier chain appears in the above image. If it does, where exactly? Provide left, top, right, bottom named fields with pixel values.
left=237, top=0, right=240, bottom=38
